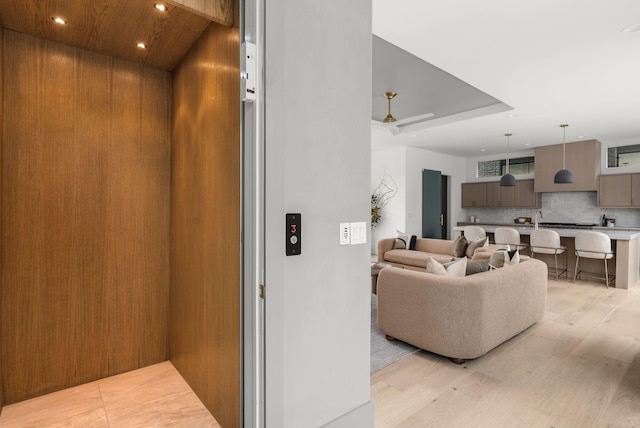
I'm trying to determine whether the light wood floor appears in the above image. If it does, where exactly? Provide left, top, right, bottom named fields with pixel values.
left=3, top=278, right=639, bottom=427
left=371, top=277, right=640, bottom=427
left=0, top=361, right=220, bottom=427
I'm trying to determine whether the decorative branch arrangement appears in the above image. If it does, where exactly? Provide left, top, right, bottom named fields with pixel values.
left=371, top=173, right=397, bottom=228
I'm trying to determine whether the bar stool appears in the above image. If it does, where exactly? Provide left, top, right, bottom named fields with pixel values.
left=463, top=226, right=486, bottom=242
left=494, top=227, right=528, bottom=253
left=530, top=229, right=567, bottom=280
left=573, top=231, right=615, bottom=288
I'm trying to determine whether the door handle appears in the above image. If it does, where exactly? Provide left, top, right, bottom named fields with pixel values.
left=440, top=214, right=444, bottom=226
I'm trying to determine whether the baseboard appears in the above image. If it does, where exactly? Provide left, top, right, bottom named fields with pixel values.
left=320, top=400, right=374, bottom=428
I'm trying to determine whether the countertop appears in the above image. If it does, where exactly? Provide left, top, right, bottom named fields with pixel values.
left=454, top=223, right=640, bottom=241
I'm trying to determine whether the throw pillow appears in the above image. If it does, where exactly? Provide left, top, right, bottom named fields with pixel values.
left=451, top=235, right=468, bottom=257
left=465, top=259, right=491, bottom=275
left=408, top=235, right=417, bottom=250
left=392, top=239, right=406, bottom=249
left=465, top=237, right=488, bottom=258
left=427, top=256, right=467, bottom=277
left=504, top=249, right=520, bottom=266
left=395, top=230, right=410, bottom=249
left=489, top=249, right=507, bottom=269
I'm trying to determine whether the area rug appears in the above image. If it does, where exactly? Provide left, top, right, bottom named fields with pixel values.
left=370, top=294, right=419, bottom=373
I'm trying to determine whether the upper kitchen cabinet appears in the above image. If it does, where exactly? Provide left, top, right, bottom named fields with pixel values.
left=598, top=173, right=640, bottom=207
left=486, top=182, right=515, bottom=207
left=534, top=140, right=601, bottom=192
left=514, top=179, right=541, bottom=208
left=462, top=182, right=487, bottom=207
left=598, top=174, right=632, bottom=207
left=462, top=179, right=539, bottom=208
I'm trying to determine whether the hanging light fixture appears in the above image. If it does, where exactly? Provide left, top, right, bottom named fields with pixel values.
left=383, top=92, right=397, bottom=123
left=554, top=124, right=574, bottom=184
left=500, top=133, right=516, bottom=186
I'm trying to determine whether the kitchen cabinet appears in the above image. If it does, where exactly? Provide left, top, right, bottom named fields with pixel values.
left=462, top=179, right=539, bottom=208
left=632, top=174, right=640, bottom=207
left=462, top=182, right=487, bottom=207
left=598, top=174, right=632, bottom=207
left=486, top=182, right=515, bottom=206
left=514, top=179, right=541, bottom=207
left=534, top=139, right=601, bottom=192
left=598, top=173, right=640, bottom=207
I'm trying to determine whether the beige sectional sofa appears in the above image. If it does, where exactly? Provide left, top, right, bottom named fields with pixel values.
left=377, top=237, right=497, bottom=271
left=376, top=258, right=548, bottom=362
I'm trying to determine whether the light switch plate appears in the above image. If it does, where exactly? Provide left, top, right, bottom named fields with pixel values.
left=339, top=223, right=350, bottom=245
left=350, top=222, right=367, bottom=245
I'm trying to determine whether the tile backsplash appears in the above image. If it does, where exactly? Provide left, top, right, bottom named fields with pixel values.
left=461, top=191, right=640, bottom=228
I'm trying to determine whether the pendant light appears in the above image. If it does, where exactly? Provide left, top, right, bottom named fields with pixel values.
left=500, top=133, right=516, bottom=186
left=553, top=124, right=574, bottom=184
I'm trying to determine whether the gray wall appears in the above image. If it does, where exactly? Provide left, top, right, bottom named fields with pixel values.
left=264, top=1, right=374, bottom=427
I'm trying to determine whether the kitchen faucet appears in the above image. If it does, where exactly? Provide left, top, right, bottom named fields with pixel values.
left=534, top=210, right=543, bottom=229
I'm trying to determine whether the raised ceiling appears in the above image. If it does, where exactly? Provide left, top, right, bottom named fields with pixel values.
left=372, top=0, right=640, bottom=158
left=372, top=35, right=511, bottom=130
left=0, top=0, right=214, bottom=71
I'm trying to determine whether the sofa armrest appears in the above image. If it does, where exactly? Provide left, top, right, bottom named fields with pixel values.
left=377, top=238, right=397, bottom=263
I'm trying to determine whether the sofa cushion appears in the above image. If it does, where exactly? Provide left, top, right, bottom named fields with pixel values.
left=490, top=249, right=521, bottom=269
left=392, top=238, right=406, bottom=249
left=427, top=256, right=467, bottom=277
left=452, top=235, right=468, bottom=257
left=384, top=249, right=454, bottom=268
left=465, top=237, right=488, bottom=258
left=466, top=258, right=491, bottom=275
left=505, top=249, right=520, bottom=265
left=444, top=258, right=490, bottom=275
left=396, top=231, right=410, bottom=249
left=489, top=250, right=506, bottom=268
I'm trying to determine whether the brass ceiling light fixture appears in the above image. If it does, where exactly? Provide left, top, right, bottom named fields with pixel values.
left=500, top=133, right=516, bottom=186
left=554, top=124, right=574, bottom=184
left=383, top=92, right=397, bottom=123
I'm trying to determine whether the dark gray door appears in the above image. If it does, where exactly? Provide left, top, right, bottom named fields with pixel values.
left=422, top=169, right=444, bottom=238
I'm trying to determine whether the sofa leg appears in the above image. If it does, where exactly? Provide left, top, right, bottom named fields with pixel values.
left=385, top=335, right=396, bottom=341
left=449, top=357, right=466, bottom=365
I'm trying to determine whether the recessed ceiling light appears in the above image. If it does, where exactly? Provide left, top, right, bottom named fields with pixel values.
left=136, top=42, right=148, bottom=49
left=577, top=135, right=584, bottom=139
left=622, top=23, right=640, bottom=33
left=480, top=149, right=486, bottom=152
left=524, top=143, right=531, bottom=146
left=154, top=3, right=168, bottom=12
left=52, top=16, right=67, bottom=25
left=507, top=114, right=518, bottom=118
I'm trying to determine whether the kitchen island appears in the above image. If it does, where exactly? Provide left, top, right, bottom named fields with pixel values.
left=454, top=224, right=640, bottom=289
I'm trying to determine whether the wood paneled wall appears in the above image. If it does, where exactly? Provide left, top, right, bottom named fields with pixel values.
left=0, top=25, right=4, bottom=413
left=170, top=19, right=241, bottom=428
left=168, top=0, right=234, bottom=27
left=2, top=30, right=171, bottom=403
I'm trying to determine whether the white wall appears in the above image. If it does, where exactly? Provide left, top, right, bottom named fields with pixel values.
left=371, top=145, right=467, bottom=245
left=463, top=148, right=535, bottom=182
left=371, top=146, right=406, bottom=253
left=264, top=1, right=373, bottom=427
left=404, top=146, right=467, bottom=239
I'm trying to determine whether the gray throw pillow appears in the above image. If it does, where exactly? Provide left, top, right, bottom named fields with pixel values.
left=465, top=237, right=488, bottom=258
left=489, top=250, right=506, bottom=269
left=451, top=235, right=468, bottom=258
left=466, top=259, right=491, bottom=275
